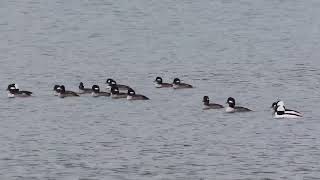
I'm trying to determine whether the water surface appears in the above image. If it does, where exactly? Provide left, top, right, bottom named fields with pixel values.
left=1, top=0, right=320, bottom=179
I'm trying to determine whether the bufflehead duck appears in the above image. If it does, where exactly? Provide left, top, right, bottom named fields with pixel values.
left=202, top=96, right=223, bottom=109
left=91, top=85, right=110, bottom=97
left=271, top=101, right=302, bottom=117
left=57, top=85, right=79, bottom=98
left=110, top=85, right=127, bottom=99
left=53, top=85, right=60, bottom=96
left=127, top=88, right=149, bottom=100
left=106, top=79, right=130, bottom=92
left=7, top=84, right=32, bottom=98
left=172, top=78, right=193, bottom=89
left=79, top=82, right=93, bottom=94
left=154, top=77, right=172, bottom=88
left=225, top=97, right=251, bottom=113
left=273, top=101, right=302, bottom=118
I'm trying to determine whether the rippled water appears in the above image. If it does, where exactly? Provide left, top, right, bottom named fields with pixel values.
left=1, top=0, right=320, bottom=179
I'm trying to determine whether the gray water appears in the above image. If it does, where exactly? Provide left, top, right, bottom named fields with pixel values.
left=1, top=0, right=320, bottom=179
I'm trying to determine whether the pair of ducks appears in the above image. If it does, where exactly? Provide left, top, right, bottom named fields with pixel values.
left=53, top=80, right=149, bottom=100
left=154, top=77, right=193, bottom=89
left=202, top=96, right=252, bottom=112
left=203, top=96, right=303, bottom=118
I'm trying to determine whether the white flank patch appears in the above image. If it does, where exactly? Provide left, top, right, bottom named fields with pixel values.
left=225, top=107, right=235, bottom=113
left=286, top=110, right=302, bottom=116
left=274, top=113, right=301, bottom=119
left=154, top=83, right=162, bottom=88
left=277, top=101, right=285, bottom=106
left=277, top=106, right=285, bottom=112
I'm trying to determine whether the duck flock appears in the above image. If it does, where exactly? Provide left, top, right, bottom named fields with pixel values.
left=6, top=77, right=303, bottom=119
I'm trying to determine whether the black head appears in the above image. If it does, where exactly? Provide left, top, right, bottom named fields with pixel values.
left=79, top=82, right=84, bottom=90
left=92, top=85, right=100, bottom=93
left=271, top=101, right=279, bottom=111
left=110, top=79, right=117, bottom=85
left=173, top=78, right=181, bottom=85
left=227, top=97, right=235, bottom=108
left=203, top=96, right=209, bottom=103
left=54, top=85, right=60, bottom=91
left=106, top=78, right=116, bottom=85
left=155, top=77, right=163, bottom=84
left=58, top=85, right=66, bottom=93
left=128, top=88, right=136, bottom=96
left=111, top=85, right=119, bottom=94
left=106, top=79, right=111, bottom=84
left=7, top=84, right=15, bottom=91
left=7, top=84, right=18, bottom=93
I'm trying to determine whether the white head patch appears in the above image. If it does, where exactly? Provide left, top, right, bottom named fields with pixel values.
left=14, top=84, right=19, bottom=89
left=277, top=105, right=285, bottom=112
left=277, top=101, right=285, bottom=106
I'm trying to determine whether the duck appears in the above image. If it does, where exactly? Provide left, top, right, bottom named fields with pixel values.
left=127, top=88, right=149, bottom=100
left=225, top=97, right=251, bottom=113
left=91, top=85, right=110, bottom=97
left=106, top=79, right=130, bottom=92
left=172, top=78, right=193, bottom=89
left=7, top=84, right=32, bottom=98
left=154, top=77, right=172, bottom=88
left=110, top=85, right=127, bottom=99
left=79, top=82, right=93, bottom=94
left=202, top=96, right=223, bottom=109
left=57, top=85, right=79, bottom=98
left=271, top=101, right=302, bottom=117
left=273, top=101, right=302, bottom=118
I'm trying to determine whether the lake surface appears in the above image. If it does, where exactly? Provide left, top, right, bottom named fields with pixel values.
left=1, top=0, right=320, bottom=179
